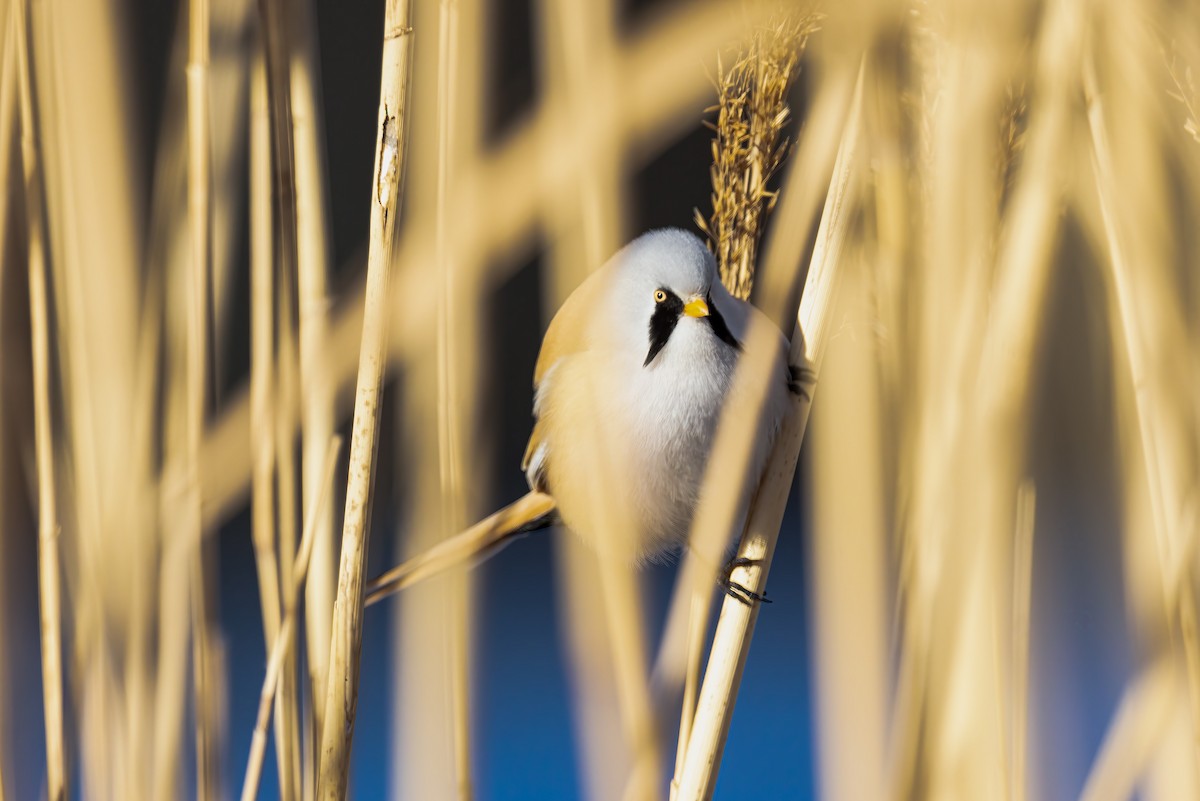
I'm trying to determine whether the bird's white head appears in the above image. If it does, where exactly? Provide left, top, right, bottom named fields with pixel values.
left=601, top=228, right=742, bottom=369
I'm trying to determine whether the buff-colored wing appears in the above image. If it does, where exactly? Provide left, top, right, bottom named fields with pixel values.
left=521, top=265, right=609, bottom=490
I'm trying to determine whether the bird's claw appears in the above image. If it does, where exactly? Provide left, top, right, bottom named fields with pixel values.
left=720, top=556, right=773, bottom=607
left=787, top=363, right=815, bottom=400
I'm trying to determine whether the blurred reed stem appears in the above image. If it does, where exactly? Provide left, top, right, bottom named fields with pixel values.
left=669, top=593, right=705, bottom=801
left=275, top=197, right=302, bottom=801
left=317, top=0, right=414, bottom=795
left=432, top=0, right=476, bottom=795
left=1010, top=482, right=1035, bottom=801
left=256, top=0, right=306, bottom=791
left=249, top=44, right=292, bottom=799
left=288, top=0, right=337, bottom=752
left=242, top=437, right=341, bottom=801
left=0, top=2, right=15, bottom=272
left=1079, top=656, right=1178, bottom=801
left=186, top=0, right=222, bottom=795
left=1084, top=29, right=1200, bottom=785
left=15, top=0, right=65, bottom=796
left=0, top=42, right=15, bottom=799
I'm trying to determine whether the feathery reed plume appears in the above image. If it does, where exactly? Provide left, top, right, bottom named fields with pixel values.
left=14, top=0, right=65, bottom=797
left=317, top=0, right=414, bottom=795
left=694, top=14, right=819, bottom=301
left=1162, top=39, right=1200, bottom=145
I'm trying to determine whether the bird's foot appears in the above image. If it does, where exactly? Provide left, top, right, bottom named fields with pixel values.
left=787, top=364, right=816, bottom=400
left=720, top=556, right=772, bottom=607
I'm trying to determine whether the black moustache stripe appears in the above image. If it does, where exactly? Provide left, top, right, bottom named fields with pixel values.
left=706, top=293, right=742, bottom=351
left=644, top=291, right=683, bottom=366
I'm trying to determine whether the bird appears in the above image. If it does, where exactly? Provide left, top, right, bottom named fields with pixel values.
left=521, top=228, right=796, bottom=572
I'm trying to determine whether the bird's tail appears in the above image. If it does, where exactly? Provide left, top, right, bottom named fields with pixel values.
left=364, top=491, right=558, bottom=607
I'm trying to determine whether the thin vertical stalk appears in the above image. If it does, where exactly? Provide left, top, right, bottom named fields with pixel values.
left=250, top=46, right=292, bottom=799
left=276, top=226, right=301, bottom=801
left=15, top=0, right=65, bottom=797
left=0, top=2, right=16, bottom=270
left=186, top=0, right=219, bottom=795
left=257, top=0, right=304, bottom=792
left=434, top=0, right=474, bottom=796
left=317, top=1, right=413, bottom=795
left=242, top=437, right=341, bottom=801
left=808, top=247, right=888, bottom=801
left=1010, top=483, right=1035, bottom=801
left=288, top=0, right=336, bottom=750
left=669, top=593, right=707, bottom=800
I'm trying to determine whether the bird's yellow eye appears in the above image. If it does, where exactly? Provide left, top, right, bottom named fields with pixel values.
left=654, top=289, right=667, bottom=303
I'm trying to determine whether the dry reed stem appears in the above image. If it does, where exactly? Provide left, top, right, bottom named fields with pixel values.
left=0, top=2, right=16, bottom=276
left=1009, top=483, right=1035, bottom=801
left=1084, top=27, right=1200, bottom=783
left=317, top=0, right=414, bottom=794
left=250, top=47, right=294, bottom=799
left=29, top=1, right=134, bottom=791
left=654, top=58, right=861, bottom=733
left=242, top=437, right=341, bottom=801
left=365, top=491, right=556, bottom=605
left=275, top=215, right=302, bottom=801
left=0, top=45, right=14, bottom=799
left=808, top=247, right=888, bottom=801
left=676, top=60, right=864, bottom=801
left=669, top=593, right=706, bottom=801
left=656, top=74, right=861, bottom=801
left=539, top=0, right=665, bottom=794
left=1079, top=657, right=1178, bottom=801
left=257, top=0, right=305, bottom=788
left=534, top=0, right=648, bottom=795
left=197, top=0, right=784, bottom=529
left=288, top=0, right=337, bottom=747
left=15, top=0, right=65, bottom=796
left=670, top=21, right=817, bottom=793
left=893, top=0, right=1082, bottom=795
left=33, top=3, right=151, bottom=790
left=186, top=0, right=221, bottom=795
left=696, top=14, right=818, bottom=300
left=432, top=0, right=476, bottom=793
